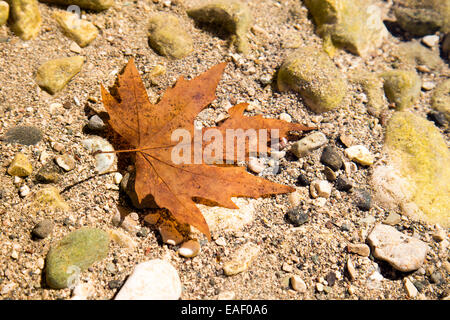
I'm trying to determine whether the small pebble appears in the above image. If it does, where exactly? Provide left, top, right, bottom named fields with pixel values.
left=323, top=166, right=336, bottom=182
left=325, top=272, right=336, bottom=286
left=403, top=278, right=418, bottom=298
left=421, top=81, right=435, bottom=91
left=55, top=154, right=76, bottom=172
left=354, top=189, right=372, bottom=211
left=19, top=185, right=30, bottom=197
left=430, top=271, right=444, bottom=285
left=88, top=115, right=105, bottom=131
left=335, top=175, right=352, bottom=192
left=347, top=243, right=370, bottom=257
left=296, top=173, right=310, bottom=186
left=215, top=237, right=227, bottom=246
left=432, top=229, right=446, bottom=242
left=345, top=145, right=374, bottom=166
left=108, top=280, right=122, bottom=290
left=320, top=146, right=343, bottom=171
left=279, top=113, right=292, bottom=122
left=310, top=180, right=331, bottom=198
left=290, top=275, right=307, bottom=293
left=346, top=258, right=357, bottom=281
left=315, top=283, right=324, bottom=292
left=383, top=212, right=401, bottom=226
left=286, top=207, right=308, bottom=227
left=178, top=240, right=201, bottom=258
left=288, top=190, right=301, bottom=208
left=217, top=290, right=236, bottom=300
left=248, top=157, right=266, bottom=174
left=113, top=172, right=123, bottom=185
left=32, top=220, right=54, bottom=239
left=282, top=262, right=293, bottom=273
left=422, top=35, right=439, bottom=47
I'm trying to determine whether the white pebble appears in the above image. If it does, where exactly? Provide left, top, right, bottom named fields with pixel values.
left=248, top=157, right=266, bottom=174
left=422, top=35, right=439, bottom=47
left=178, top=240, right=201, bottom=258
left=113, top=172, right=123, bottom=185
left=421, top=81, right=435, bottom=91
left=403, top=278, right=418, bottom=298
left=290, top=275, right=307, bottom=292
left=310, top=180, right=331, bottom=198
left=217, top=290, right=236, bottom=300
left=279, top=113, right=292, bottom=122
left=19, top=185, right=30, bottom=197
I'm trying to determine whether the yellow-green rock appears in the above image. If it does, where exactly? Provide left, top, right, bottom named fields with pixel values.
left=39, top=0, right=114, bottom=11
left=384, top=111, right=450, bottom=227
left=431, top=79, right=450, bottom=122
left=382, top=70, right=421, bottom=110
left=53, top=11, right=98, bottom=47
left=394, top=41, right=444, bottom=71
left=34, top=186, right=69, bottom=210
left=187, top=0, right=252, bottom=54
left=7, top=152, right=32, bottom=177
left=0, top=1, right=9, bottom=26
left=277, top=46, right=348, bottom=113
left=9, top=0, right=42, bottom=40
left=35, top=56, right=85, bottom=94
left=148, top=13, right=193, bottom=60
left=45, top=228, right=109, bottom=289
left=351, top=72, right=387, bottom=117
left=393, top=0, right=450, bottom=36
left=304, top=0, right=388, bottom=57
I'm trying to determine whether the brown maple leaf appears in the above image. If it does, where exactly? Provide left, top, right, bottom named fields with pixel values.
left=101, top=59, right=314, bottom=239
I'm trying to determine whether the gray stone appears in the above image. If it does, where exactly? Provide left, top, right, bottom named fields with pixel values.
left=286, top=207, right=308, bottom=227
left=32, top=219, right=54, bottom=239
left=87, top=115, right=105, bottom=131
left=291, top=132, right=328, bottom=158
left=383, top=212, right=402, bottom=226
left=335, top=175, right=352, bottom=192
left=354, top=189, right=372, bottom=211
left=320, top=146, right=343, bottom=171
left=3, top=126, right=43, bottom=145
left=367, top=224, right=429, bottom=272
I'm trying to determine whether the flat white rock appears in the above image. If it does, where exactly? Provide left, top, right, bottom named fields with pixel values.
left=82, top=137, right=116, bottom=174
left=115, top=259, right=181, bottom=300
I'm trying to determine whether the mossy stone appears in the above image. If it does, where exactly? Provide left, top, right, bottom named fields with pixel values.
left=304, top=0, right=388, bottom=57
left=382, top=70, right=421, bottom=110
left=9, top=0, right=42, bottom=40
left=35, top=56, right=85, bottom=94
left=53, top=11, right=98, bottom=47
left=351, top=72, right=387, bottom=117
left=148, top=13, right=193, bottom=59
left=393, top=0, right=450, bottom=36
left=39, top=0, right=114, bottom=11
left=34, top=186, right=69, bottom=210
left=385, top=111, right=450, bottom=227
left=0, top=1, right=9, bottom=26
left=7, top=153, right=32, bottom=177
left=187, top=0, right=252, bottom=54
left=431, top=79, right=450, bottom=122
left=277, top=46, right=347, bottom=113
left=395, top=41, right=444, bottom=71
left=45, top=228, right=109, bottom=289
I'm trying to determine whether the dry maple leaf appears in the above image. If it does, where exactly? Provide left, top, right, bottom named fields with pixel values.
left=101, top=59, right=314, bottom=239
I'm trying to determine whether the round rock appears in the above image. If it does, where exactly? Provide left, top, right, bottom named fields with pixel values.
left=320, top=146, right=343, bottom=171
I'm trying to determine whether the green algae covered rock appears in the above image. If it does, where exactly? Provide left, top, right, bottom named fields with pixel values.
left=351, top=72, right=387, bottom=117
left=395, top=41, right=444, bottom=71
left=9, top=0, right=42, bottom=40
left=0, top=1, right=9, bottom=26
left=45, top=228, right=109, bottom=289
left=35, top=56, right=85, bottom=94
left=382, top=70, right=421, bottom=110
left=431, top=79, right=450, bottom=122
left=39, top=0, right=114, bottom=11
left=34, top=186, right=69, bottom=210
left=382, top=112, right=450, bottom=227
left=148, top=13, right=193, bottom=59
left=393, top=0, right=450, bottom=36
left=7, top=152, right=32, bottom=177
left=304, top=0, right=388, bottom=57
left=187, top=0, right=252, bottom=54
left=277, top=46, right=347, bottom=113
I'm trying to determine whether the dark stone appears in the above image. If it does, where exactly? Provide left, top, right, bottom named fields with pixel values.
left=323, top=166, right=336, bottom=181
left=340, top=222, right=351, bottom=232
left=320, top=146, right=343, bottom=171
left=296, top=173, right=310, bottom=186
left=2, top=126, right=43, bottom=145
left=427, top=111, right=447, bottom=128
left=137, top=228, right=149, bottom=238
left=335, top=175, right=353, bottom=192
left=325, top=272, right=337, bottom=286
left=35, top=161, right=63, bottom=184
left=108, top=280, right=123, bottom=290
left=286, top=207, right=308, bottom=227
left=430, top=271, right=444, bottom=285
left=354, top=189, right=372, bottom=211
left=32, top=220, right=54, bottom=239
left=87, top=115, right=105, bottom=131
left=413, top=280, right=426, bottom=292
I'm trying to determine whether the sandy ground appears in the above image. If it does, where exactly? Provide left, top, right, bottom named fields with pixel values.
left=0, top=0, right=448, bottom=300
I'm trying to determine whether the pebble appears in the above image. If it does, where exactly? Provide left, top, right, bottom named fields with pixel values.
left=432, top=229, right=446, bottom=242
left=383, top=212, right=402, bottom=226
left=286, top=207, right=308, bottom=227
left=19, top=185, right=30, bottom=197
left=323, top=166, right=337, bottom=181
left=367, top=224, right=429, bottom=272
left=403, top=278, right=418, bottom=298
left=54, top=11, right=99, bottom=47
left=339, top=134, right=355, bottom=148
left=69, top=42, right=82, bottom=54
left=291, top=132, right=328, bottom=158
left=113, top=172, right=123, bottom=185
left=421, top=81, right=435, bottom=91
left=107, top=229, right=137, bottom=250
left=87, top=115, right=105, bottom=131
left=3, top=125, right=43, bottom=145
left=310, top=180, right=331, bottom=199
left=347, top=243, right=370, bottom=257
left=346, top=258, right=357, bottom=281
left=108, top=280, right=122, bottom=290
left=71, top=282, right=94, bottom=300
left=430, top=271, right=444, bottom=285
left=279, top=113, right=292, bottom=122
left=288, top=190, right=301, bottom=208
left=345, top=145, right=374, bottom=166
left=248, top=157, right=266, bottom=174
left=115, top=259, right=182, bottom=300
left=325, top=272, right=337, bottom=286
left=422, top=35, right=439, bottom=48
left=296, top=173, right=310, bottom=186
left=55, top=154, right=76, bottom=172
left=315, top=283, right=324, bottom=292
left=223, top=242, right=260, bottom=276
left=81, top=137, right=116, bottom=174
left=34, top=186, right=69, bottom=211
left=45, top=228, right=110, bottom=289
left=215, top=237, right=227, bottom=247
left=217, top=290, right=236, bottom=300
left=178, top=240, right=201, bottom=258
left=282, top=262, right=293, bottom=273
left=36, top=161, right=62, bottom=183
left=320, top=146, right=343, bottom=171
left=7, top=153, right=33, bottom=177
left=158, top=221, right=184, bottom=245
left=290, top=275, right=307, bottom=292
left=354, top=189, right=372, bottom=211
left=344, top=161, right=358, bottom=175
left=335, top=175, right=352, bottom=192
left=32, top=220, right=54, bottom=239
